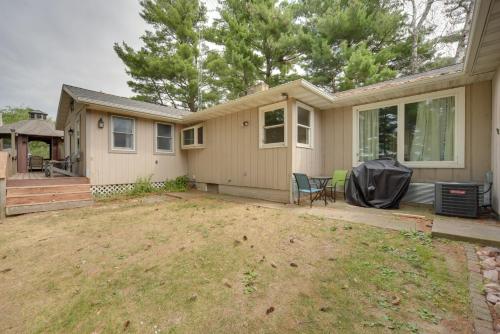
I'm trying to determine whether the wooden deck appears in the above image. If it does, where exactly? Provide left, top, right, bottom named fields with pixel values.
left=5, top=174, right=93, bottom=216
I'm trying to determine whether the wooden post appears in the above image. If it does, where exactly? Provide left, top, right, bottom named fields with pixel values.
left=0, top=151, right=8, bottom=220
left=0, top=179, right=5, bottom=220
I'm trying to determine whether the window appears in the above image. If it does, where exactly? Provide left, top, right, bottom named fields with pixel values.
left=404, top=97, right=455, bottom=162
left=181, top=123, right=204, bottom=149
left=111, top=115, right=135, bottom=151
left=358, top=106, right=398, bottom=161
left=353, top=87, right=465, bottom=168
left=297, top=102, right=314, bottom=148
left=259, top=101, right=287, bottom=148
left=155, top=122, right=174, bottom=153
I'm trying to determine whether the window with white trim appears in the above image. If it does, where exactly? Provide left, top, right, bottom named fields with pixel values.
left=297, top=102, right=313, bottom=148
left=111, top=115, right=135, bottom=151
left=155, top=122, right=174, bottom=153
left=259, top=101, right=287, bottom=148
left=353, top=87, right=465, bottom=168
left=181, top=123, right=204, bottom=149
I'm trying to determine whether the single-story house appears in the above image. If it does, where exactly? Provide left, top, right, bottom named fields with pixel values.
left=54, top=0, right=500, bottom=213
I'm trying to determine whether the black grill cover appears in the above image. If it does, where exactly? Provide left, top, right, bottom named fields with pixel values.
left=346, top=159, right=413, bottom=209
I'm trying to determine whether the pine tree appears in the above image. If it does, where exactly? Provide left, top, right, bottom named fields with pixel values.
left=206, top=0, right=301, bottom=99
left=114, top=0, right=218, bottom=112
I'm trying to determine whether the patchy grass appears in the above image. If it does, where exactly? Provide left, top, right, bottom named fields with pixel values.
left=0, top=196, right=471, bottom=333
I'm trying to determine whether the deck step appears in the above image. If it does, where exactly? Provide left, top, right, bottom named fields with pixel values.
left=6, top=200, right=94, bottom=216
left=7, top=184, right=91, bottom=196
left=6, top=191, right=92, bottom=206
left=5, top=177, right=93, bottom=215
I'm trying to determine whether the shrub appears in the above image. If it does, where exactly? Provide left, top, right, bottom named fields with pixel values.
left=164, top=175, right=189, bottom=192
left=130, top=175, right=155, bottom=196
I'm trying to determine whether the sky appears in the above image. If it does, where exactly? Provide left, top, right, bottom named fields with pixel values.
left=0, top=0, right=455, bottom=118
left=0, top=0, right=216, bottom=118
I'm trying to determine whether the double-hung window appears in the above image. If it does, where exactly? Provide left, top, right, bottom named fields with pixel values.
left=155, top=122, right=174, bottom=153
left=111, top=115, right=135, bottom=151
left=297, top=102, right=313, bottom=148
left=353, top=87, right=465, bottom=168
left=181, top=123, right=204, bottom=149
left=259, top=101, right=287, bottom=148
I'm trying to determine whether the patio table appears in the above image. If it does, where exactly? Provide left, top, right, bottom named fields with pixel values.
left=310, top=176, right=332, bottom=205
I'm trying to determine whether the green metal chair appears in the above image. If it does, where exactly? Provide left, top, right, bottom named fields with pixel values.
left=293, top=173, right=324, bottom=207
left=326, top=170, right=349, bottom=202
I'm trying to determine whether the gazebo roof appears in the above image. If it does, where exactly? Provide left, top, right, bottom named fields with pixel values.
left=0, top=119, right=63, bottom=137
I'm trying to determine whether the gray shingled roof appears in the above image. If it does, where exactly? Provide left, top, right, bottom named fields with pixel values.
left=333, top=64, right=464, bottom=100
left=63, top=84, right=191, bottom=119
left=0, top=119, right=63, bottom=137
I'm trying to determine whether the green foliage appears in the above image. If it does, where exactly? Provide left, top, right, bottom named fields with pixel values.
left=117, top=0, right=466, bottom=105
left=29, top=141, right=50, bottom=159
left=298, top=0, right=406, bottom=92
left=242, top=269, right=258, bottom=294
left=114, top=0, right=220, bottom=112
left=206, top=0, right=301, bottom=98
left=163, top=175, right=189, bottom=192
left=1, top=106, right=31, bottom=124
left=130, top=175, right=155, bottom=196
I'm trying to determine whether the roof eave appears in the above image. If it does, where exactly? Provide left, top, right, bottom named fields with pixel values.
left=331, top=70, right=468, bottom=107
left=463, top=0, right=492, bottom=74
left=181, top=79, right=335, bottom=123
left=83, top=101, right=185, bottom=123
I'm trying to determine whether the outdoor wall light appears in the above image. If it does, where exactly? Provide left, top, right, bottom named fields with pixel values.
left=98, top=117, right=104, bottom=129
left=242, top=121, right=249, bottom=127
left=68, top=128, right=74, bottom=136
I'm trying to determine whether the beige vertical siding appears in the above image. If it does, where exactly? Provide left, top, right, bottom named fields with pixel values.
left=492, top=70, right=500, bottom=212
left=63, top=103, right=86, bottom=175
left=187, top=101, right=292, bottom=192
left=85, top=109, right=188, bottom=185
left=321, top=82, right=492, bottom=183
left=293, top=106, right=324, bottom=176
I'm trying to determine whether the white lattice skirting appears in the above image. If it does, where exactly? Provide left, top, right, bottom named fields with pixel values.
left=91, top=182, right=165, bottom=197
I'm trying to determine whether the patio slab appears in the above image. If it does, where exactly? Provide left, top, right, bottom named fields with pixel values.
left=432, top=215, right=500, bottom=246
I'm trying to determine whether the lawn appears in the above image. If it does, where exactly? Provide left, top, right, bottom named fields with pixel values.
left=0, top=195, right=471, bottom=333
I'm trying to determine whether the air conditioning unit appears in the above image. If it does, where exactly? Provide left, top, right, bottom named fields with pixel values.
left=435, top=182, right=481, bottom=218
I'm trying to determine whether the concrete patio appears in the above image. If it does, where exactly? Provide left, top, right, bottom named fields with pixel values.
left=432, top=215, right=500, bottom=246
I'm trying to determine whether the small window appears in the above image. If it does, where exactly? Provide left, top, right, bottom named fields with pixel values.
left=297, top=103, right=313, bottom=148
left=181, top=124, right=204, bottom=149
left=111, top=115, right=135, bottom=151
left=259, top=101, right=287, bottom=148
left=155, top=122, right=174, bottom=153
